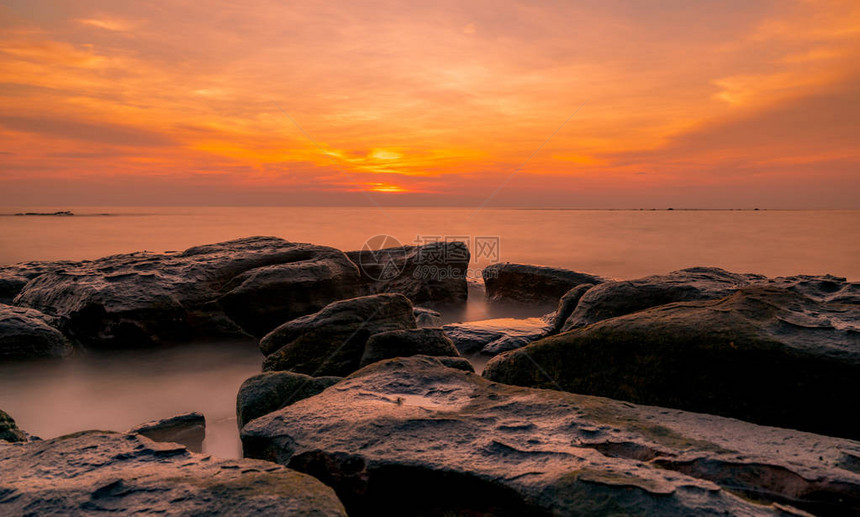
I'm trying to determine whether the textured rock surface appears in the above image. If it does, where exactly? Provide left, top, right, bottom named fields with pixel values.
left=444, top=317, right=551, bottom=356
left=485, top=286, right=860, bottom=440
left=359, top=328, right=459, bottom=367
left=261, top=293, right=417, bottom=376
left=0, top=261, right=74, bottom=304
left=546, top=283, right=596, bottom=335
left=483, top=262, right=603, bottom=305
left=0, top=409, right=26, bottom=443
left=563, top=266, right=767, bottom=330
left=346, top=241, right=469, bottom=305
left=0, top=431, right=347, bottom=516
left=237, top=372, right=342, bottom=429
left=127, top=412, right=206, bottom=452
left=13, top=237, right=360, bottom=347
left=243, top=356, right=858, bottom=516
left=0, top=303, right=72, bottom=359
left=413, top=307, right=443, bottom=327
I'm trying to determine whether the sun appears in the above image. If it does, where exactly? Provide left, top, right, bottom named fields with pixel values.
left=367, top=182, right=406, bottom=193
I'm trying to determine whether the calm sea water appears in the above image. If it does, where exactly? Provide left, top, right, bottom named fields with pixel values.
left=1, top=207, right=858, bottom=457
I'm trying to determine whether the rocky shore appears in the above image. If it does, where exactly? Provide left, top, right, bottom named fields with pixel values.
left=2, top=237, right=859, bottom=515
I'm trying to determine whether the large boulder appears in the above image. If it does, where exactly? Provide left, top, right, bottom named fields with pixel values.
left=0, top=409, right=26, bottom=443
left=12, top=237, right=361, bottom=347
left=261, top=293, right=417, bottom=376
left=443, top=317, right=551, bottom=356
left=0, top=431, right=346, bottom=516
left=359, top=328, right=459, bottom=367
left=562, top=266, right=767, bottom=330
left=546, top=283, right=596, bottom=335
left=482, top=262, right=604, bottom=305
left=237, top=372, right=342, bottom=429
left=484, top=286, right=860, bottom=440
left=0, top=303, right=72, bottom=359
left=242, top=356, right=860, bottom=516
left=346, top=241, right=469, bottom=305
left=127, top=412, right=206, bottom=452
left=0, top=260, right=74, bottom=304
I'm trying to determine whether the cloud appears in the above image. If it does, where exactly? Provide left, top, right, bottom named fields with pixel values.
left=0, top=115, right=175, bottom=147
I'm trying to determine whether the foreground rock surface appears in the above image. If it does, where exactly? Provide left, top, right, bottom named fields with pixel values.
left=0, top=431, right=346, bottom=516
left=127, top=412, right=206, bottom=452
left=0, top=303, right=72, bottom=359
left=261, top=293, right=417, bottom=376
left=485, top=286, right=860, bottom=440
left=12, top=237, right=360, bottom=347
left=243, top=356, right=859, bottom=516
left=359, top=328, right=459, bottom=367
left=0, top=409, right=26, bottom=443
left=237, top=372, right=342, bottom=429
left=483, top=263, right=603, bottom=305
left=443, top=316, right=551, bottom=356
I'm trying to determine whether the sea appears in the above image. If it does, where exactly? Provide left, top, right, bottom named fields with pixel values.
left=1, top=206, right=858, bottom=457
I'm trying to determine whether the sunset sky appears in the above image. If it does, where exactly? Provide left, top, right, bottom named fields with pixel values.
left=1, top=0, right=858, bottom=208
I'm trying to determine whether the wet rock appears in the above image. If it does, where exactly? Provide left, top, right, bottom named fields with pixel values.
left=443, top=317, right=552, bottom=356
left=261, top=294, right=417, bottom=376
left=127, top=412, right=206, bottom=452
left=359, top=328, right=459, bottom=367
left=242, top=356, right=858, bottom=516
left=483, top=262, right=604, bottom=305
left=762, top=274, right=860, bottom=305
left=346, top=241, right=469, bottom=305
left=13, top=237, right=361, bottom=348
left=484, top=286, right=860, bottom=440
left=0, top=303, right=72, bottom=360
left=546, top=283, right=596, bottom=335
left=0, top=261, right=72, bottom=304
left=413, top=307, right=443, bottom=327
left=237, top=372, right=341, bottom=429
left=0, top=431, right=347, bottom=516
left=0, top=409, right=26, bottom=443
left=563, top=266, right=766, bottom=330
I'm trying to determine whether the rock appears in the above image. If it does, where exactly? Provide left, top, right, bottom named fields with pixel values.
left=127, top=412, right=206, bottom=452
left=484, top=286, right=860, bottom=440
left=242, top=356, right=859, bottom=516
left=346, top=241, right=469, bottom=305
left=546, top=283, right=596, bottom=335
left=261, top=293, right=417, bottom=376
left=482, top=262, right=604, bottom=305
left=237, top=372, right=341, bottom=429
left=0, top=431, right=347, bottom=516
left=413, top=307, right=443, bottom=327
left=0, top=260, right=73, bottom=304
left=443, top=317, right=552, bottom=356
left=563, top=266, right=766, bottom=330
left=13, top=237, right=361, bottom=348
left=359, top=328, right=459, bottom=367
left=762, top=274, right=860, bottom=305
left=0, top=409, right=26, bottom=443
left=433, top=355, right=475, bottom=372
left=0, top=303, right=72, bottom=360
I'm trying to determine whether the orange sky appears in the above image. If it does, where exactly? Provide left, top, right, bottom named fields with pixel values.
left=1, top=0, right=858, bottom=207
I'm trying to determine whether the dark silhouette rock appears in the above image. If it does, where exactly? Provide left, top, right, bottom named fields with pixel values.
left=0, top=431, right=347, bottom=516
left=13, top=237, right=361, bottom=348
left=242, top=356, right=859, bottom=516
left=443, top=317, right=551, bottom=356
left=0, top=303, right=72, bottom=360
left=0, top=409, right=26, bottom=443
left=237, top=372, right=341, bottom=429
left=261, top=293, right=417, bottom=376
left=359, top=328, right=458, bottom=367
left=482, top=262, right=604, bottom=305
left=563, top=266, right=768, bottom=330
left=484, top=286, right=860, bottom=440
left=127, top=412, right=206, bottom=452
left=546, top=283, right=596, bottom=335
left=413, top=307, right=443, bottom=327
left=762, top=274, right=860, bottom=305
left=346, top=241, right=469, bottom=305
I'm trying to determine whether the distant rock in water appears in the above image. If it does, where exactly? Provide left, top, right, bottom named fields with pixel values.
left=0, top=409, right=26, bottom=443
left=0, top=431, right=347, bottom=516
left=0, top=303, right=72, bottom=360
left=482, top=262, right=604, bottom=306
left=242, top=356, right=860, bottom=516
left=484, top=285, right=860, bottom=440
left=127, top=412, right=206, bottom=452
left=13, top=210, right=74, bottom=216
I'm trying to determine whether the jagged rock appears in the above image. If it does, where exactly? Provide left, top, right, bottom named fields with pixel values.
left=484, top=286, right=860, bottom=440
left=0, top=409, right=26, bottom=443
left=0, top=431, right=347, bottom=516
left=237, top=372, right=341, bottom=429
left=13, top=237, right=361, bottom=347
left=359, top=328, right=459, bottom=367
left=0, top=303, right=72, bottom=359
left=346, top=241, right=469, bottom=305
left=482, top=263, right=604, bottom=305
left=443, top=317, right=551, bottom=356
left=0, top=261, right=73, bottom=304
left=762, top=274, right=860, bottom=305
left=562, top=266, right=766, bottom=330
left=127, top=412, right=206, bottom=452
left=413, top=307, right=443, bottom=327
left=261, top=294, right=417, bottom=376
left=242, top=356, right=858, bottom=516
left=546, top=283, right=596, bottom=335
